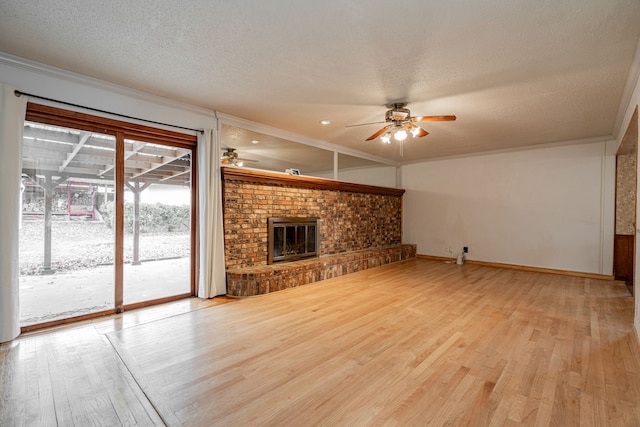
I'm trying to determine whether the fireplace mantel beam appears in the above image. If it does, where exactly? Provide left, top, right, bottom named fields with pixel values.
left=221, top=167, right=405, bottom=197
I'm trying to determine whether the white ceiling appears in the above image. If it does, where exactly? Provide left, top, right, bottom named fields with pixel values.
left=1, top=0, right=639, bottom=166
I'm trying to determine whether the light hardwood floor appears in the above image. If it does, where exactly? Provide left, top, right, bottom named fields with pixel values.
left=2, top=259, right=639, bottom=426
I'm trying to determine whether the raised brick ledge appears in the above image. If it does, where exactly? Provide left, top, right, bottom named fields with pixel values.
left=226, top=244, right=416, bottom=297
left=222, top=166, right=405, bottom=196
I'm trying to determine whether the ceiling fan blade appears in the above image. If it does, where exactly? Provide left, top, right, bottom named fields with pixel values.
left=412, top=115, right=457, bottom=123
left=406, top=123, right=429, bottom=138
left=365, top=125, right=392, bottom=141
left=346, top=121, right=387, bottom=128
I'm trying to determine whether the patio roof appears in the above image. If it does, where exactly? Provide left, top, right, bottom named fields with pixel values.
left=22, top=122, right=191, bottom=187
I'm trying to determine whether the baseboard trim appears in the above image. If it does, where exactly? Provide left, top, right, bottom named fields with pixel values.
left=416, top=254, right=456, bottom=263
left=416, top=254, right=614, bottom=281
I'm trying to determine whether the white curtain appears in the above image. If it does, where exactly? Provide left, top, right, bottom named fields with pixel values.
left=196, top=127, right=227, bottom=297
left=0, top=85, right=27, bottom=343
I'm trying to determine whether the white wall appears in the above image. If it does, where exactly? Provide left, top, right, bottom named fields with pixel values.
left=402, top=140, right=616, bottom=275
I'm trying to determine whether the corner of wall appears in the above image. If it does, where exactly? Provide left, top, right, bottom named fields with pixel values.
left=636, top=304, right=640, bottom=347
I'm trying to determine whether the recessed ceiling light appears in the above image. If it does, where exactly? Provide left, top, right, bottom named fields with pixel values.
left=250, top=139, right=260, bottom=144
left=320, top=120, right=332, bottom=125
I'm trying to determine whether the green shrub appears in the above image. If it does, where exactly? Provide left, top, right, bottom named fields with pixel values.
left=101, top=202, right=190, bottom=234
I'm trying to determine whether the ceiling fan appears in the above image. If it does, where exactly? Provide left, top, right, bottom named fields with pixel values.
left=348, top=103, right=456, bottom=144
left=220, top=148, right=258, bottom=167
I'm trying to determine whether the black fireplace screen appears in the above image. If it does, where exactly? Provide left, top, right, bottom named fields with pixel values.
left=268, top=218, right=319, bottom=264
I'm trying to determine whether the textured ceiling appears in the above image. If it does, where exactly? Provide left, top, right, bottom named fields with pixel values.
left=1, top=0, right=639, bottom=165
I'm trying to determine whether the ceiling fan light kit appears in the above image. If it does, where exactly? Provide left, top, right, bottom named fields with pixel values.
left=393, top=128, right=408, bottom=141
left=348, top=103, right=456, bottom=155
left=220, top=147, right=258, bottom=167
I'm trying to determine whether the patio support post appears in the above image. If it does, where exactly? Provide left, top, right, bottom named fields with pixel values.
left=126, top=181, right=151, bottom=266
left=42, top=172, right=53, bottom=274
left=133, top=187, right=141, bottom=265
left=26, top=171, right=70, bottom=275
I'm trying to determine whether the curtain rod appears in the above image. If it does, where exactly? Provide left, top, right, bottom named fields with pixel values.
left=14, top=90, right=204, bottom=134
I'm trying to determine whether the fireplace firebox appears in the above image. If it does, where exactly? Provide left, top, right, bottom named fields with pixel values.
left=268, top=217, right=319, bottom=264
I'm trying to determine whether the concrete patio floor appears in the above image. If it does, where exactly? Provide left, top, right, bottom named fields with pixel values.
left=19, top=257, right=191, bottom=326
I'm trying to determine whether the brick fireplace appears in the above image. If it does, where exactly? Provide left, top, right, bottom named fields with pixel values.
left=222, top=167, right=416, bottom=296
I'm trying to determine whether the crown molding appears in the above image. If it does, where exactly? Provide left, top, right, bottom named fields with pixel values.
left=399, top=135, right=614, bottom=165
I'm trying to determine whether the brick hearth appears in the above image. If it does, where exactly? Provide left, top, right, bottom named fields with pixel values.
left=226, top=244, right=416, bottom=297
left=222, top=167, right=415, bottom=296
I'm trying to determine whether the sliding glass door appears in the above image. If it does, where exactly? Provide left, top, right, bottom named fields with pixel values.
left=19, top=104, right=196, bottom=328
left=20, top=122, right=116, bottom=326
left=123, top=139, right=193, bottom=305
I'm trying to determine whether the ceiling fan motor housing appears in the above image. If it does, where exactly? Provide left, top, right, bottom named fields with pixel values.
left=223, top=148, right=238, bottom=160
left=385, top=105, right=411, bottom=122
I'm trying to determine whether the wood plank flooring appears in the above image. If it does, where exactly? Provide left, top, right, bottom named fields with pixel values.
left=2, top=259, right=639, bottom=426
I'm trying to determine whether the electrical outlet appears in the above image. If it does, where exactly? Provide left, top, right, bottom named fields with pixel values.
left=463, top=246, right=468, bottom=253
left=448, top=247, right=453, bottom=254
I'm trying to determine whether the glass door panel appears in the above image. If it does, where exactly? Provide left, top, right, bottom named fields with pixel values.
left=20, top=122, right=116, bottom=326
left=123, top=139, right=192, bottom=305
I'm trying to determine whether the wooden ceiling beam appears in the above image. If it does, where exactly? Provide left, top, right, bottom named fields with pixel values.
left=59, top=132, right=91, bottom=173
